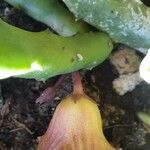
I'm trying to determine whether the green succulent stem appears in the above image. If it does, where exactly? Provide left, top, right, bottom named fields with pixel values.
left=0, top=19, right=113, bottom=81
left=5, top=0, right=90, bottom=36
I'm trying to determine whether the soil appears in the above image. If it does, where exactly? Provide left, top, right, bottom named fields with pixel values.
left=0, top=1, right=150, bottom=150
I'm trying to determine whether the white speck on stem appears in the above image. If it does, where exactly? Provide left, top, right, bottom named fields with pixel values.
left=76, top=53, right=84, bottom=61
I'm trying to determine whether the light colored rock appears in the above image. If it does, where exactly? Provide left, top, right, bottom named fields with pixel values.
left=110, top=48, right=141, bottom=75
left=110, top=47, right=143, bottom=95
left=113, top=72, right=143, bottom=95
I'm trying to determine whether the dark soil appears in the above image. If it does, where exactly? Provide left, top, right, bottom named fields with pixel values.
left=0, top=1, right=150, bottom=150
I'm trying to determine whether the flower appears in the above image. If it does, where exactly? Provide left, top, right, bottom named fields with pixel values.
left=37, top=93, right=115, bottom=150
